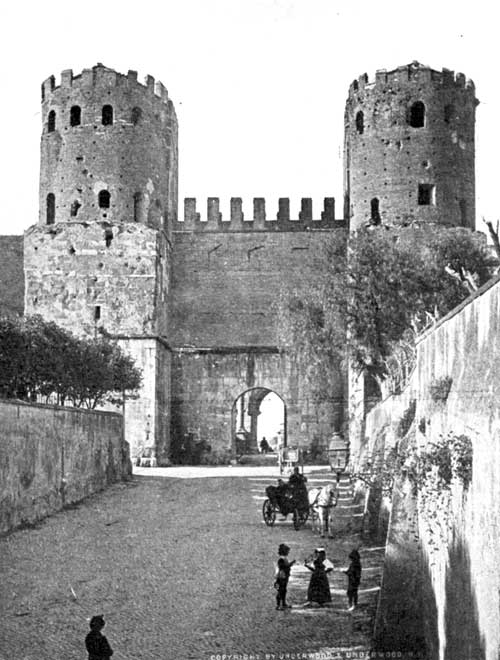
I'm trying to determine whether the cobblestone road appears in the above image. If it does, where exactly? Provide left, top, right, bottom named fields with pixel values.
left=0, top=468, right=384, bottom=660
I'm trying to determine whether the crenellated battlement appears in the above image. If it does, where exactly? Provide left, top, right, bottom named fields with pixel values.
left=177, top=197, right=345, bottom=231
left=348, top=61, right=475, bottom=97
left=41, top=63, right=171, bottom=107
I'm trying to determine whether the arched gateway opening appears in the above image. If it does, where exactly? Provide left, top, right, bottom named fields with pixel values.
left=232, top=388, right=286, bottom=455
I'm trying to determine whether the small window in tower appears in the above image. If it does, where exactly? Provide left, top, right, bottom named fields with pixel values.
left=46, top=193, right=55, bottom=224
left=70, top=105, right=81, bottom=127
left=355, top=111, right=364, bottom=134
left=409, top=101, right=425, bottom=128
left=104, top=228, right=113, bottom=247
left=370, top=198, right=381, bottom=225
left=418, top=184, right=435, bottom=205
left=98, top=190, right=111, bottom=209
left=48, top=110, right=56, bottom=133
left=102, top=105, right=113, bottom=126
left=131, top=107, right=142, bottom=125
left=444, top=104, right=455, bottom=124
left=94, top=306, right=101, bottom=321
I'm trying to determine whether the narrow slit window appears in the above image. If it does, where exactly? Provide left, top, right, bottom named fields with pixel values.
left=409, top=101, right=425, bottom=128
left=370, top=198, right=381, bottom=225
left=104, top=229, right=113, bottom=247
left=133, top=192, right=143, bottom=222
left=98, top=190, right=111, bottom=209
left=418, top=184, right=435, bottom=205
left=70, top=105, right=81, bottom=127
left=48, top=110, right=56, bottom=133
left=355, top=110, right=364, bottom=134
left=94, top=306, right=101, bottom=321
left=102, top=105, right=113, bottom=126
left=46, top=193, right=55, bottom=224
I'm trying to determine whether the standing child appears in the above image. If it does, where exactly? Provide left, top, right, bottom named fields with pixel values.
left=274, top=543, right=296, bottom=610
left=85, top=615, right=114, bottom=659
left=344, top=549, right=362, bottom=611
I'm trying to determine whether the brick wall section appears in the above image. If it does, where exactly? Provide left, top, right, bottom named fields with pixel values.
left=170, top=226, right=346, bottom=346
left=0, top=236, right=24, bottom=316
left=0, top=400, right=128, bottom=535
left=344, top=62, right=477, bottom=229
left=24, top=221, right=169, bottom=337
left=40, top=64, right=178, bottom=231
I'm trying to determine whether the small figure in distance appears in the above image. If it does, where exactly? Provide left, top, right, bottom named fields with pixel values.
left=344, top=549, right=362, bottom=611
left=85, top=615, right=114, bottom=660
left=260, top=436, right=272, bottom=453
left=274, top=543, right=296, bottom=610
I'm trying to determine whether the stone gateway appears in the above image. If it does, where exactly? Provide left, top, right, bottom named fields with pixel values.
left=4, top=61, right=477, bottom=463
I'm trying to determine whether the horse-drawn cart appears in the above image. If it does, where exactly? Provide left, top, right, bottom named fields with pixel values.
left=262, top=487, right=309, bottom=531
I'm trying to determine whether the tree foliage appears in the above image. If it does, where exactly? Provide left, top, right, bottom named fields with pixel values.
left=0, top=315, right=142, bottom=408
left=278, top=225, right=493, bottom=385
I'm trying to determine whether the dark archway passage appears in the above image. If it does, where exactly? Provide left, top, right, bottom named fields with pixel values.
left=232, top=387, right=286, bottom=455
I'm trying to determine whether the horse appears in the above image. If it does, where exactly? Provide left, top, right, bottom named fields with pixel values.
left=308, top=483, right=338, bottom=537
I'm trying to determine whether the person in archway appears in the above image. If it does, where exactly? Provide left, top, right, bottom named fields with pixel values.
left=260, top=436, right=272, bottom=453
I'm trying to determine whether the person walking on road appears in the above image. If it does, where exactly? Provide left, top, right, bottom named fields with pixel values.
left=85, top=615, right=114, bottom=660
left=274, top=543, right=296, bottom=610
left=305, top=548, right=332, bottom=607
left=344, top=549, right=362, bottom=610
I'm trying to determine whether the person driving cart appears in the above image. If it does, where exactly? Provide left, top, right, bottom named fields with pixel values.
left=288, top=467, right=308, bottom=509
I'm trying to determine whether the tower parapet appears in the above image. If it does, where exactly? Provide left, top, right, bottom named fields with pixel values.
left=39, top=64, right=178, bottom=232
left=344, top=61, right=478, bottom=230
left=177, top=197, right=344, bottom=231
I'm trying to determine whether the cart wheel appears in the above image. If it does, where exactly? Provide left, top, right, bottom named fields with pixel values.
left=263, top=499, right=276, bottom=526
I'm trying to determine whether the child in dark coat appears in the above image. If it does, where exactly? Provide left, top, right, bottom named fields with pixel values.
left=85, top=615, right=114, bottom=660
left=274, top=543, right=296, bottom=610
left=344, top=549, right=362, bottom=610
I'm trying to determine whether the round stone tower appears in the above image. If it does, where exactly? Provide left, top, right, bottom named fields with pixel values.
left=344, top=61, right=478, bottom=230
left=39, top=63, right=178, bottom=230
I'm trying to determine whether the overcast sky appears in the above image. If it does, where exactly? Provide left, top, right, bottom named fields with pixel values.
left=1, top=0, right=498, bottom=233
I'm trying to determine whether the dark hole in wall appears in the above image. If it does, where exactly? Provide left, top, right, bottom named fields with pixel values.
left=46, top=193, right=55, bottom=224
left=418, top=184, right=434, bottom=205
left=48, top=110, right=56, bottom=133
left=102, top=105, right=113, bottom=126
left=98, top=190, right=111, bottom=209
left=70, top=105, right=81, bottom=127
left=409, top=101, right=425, bottom=128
